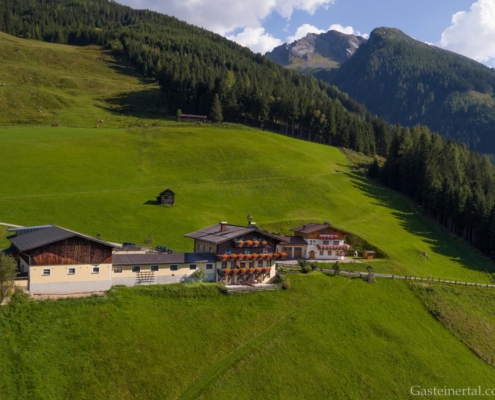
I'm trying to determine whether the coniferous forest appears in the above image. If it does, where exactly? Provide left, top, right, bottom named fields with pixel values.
left=3, top=0, right=495, bottom=261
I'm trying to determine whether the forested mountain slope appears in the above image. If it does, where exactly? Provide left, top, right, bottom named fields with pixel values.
left=0, top=0, right=381, bottom=155
left=331, top=27, right=495, bottom=153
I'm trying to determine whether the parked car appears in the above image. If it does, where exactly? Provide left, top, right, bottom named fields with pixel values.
left=156, top=245, right=173, bottom=253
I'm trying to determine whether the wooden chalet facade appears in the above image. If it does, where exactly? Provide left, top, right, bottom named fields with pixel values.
left=184, top=221, right=283, bottom=285
left=276, top=222, right=350, bottom=261
left=156, top=188, right=175, bottom=205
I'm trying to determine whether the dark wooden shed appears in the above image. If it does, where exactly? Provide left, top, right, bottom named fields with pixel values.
left=156, top=188, right=175, bottom=205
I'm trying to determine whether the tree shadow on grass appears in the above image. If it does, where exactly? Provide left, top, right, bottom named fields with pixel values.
left=350, top=173, right=495, bottom=273
left=101, top=88, right=167, bottom=119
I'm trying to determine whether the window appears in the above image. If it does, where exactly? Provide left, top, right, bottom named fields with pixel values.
left=68, top=268, right=76, bottom=275
left=327, top=251, right=331, bottom=256
left=206, top=264, right=213, bottom=270
left=266, top=260, right=271, bottom=266
left=198, top=243, right=201, bottom=250
left=231, top=261, right=236, bottom=268
left=258, top=260, right=263, bottom=267
left=319, top=251, right=324, bottom=256
left=226, top=248, right=232, bottom=255
left=204, top=245, right=206, bottom=251
left=323, top=240, right=329, bottom=245
left=93, top=267, right=100, bottom=274
left=263, top=248, right=268, bottom=254
left=209, top=247, right=212, bottom=253
left=151, top=265, right=159, bottom=272
left=189, top=264, right=197, bottom=270
left=170, top=265, right=178, bottom=271
left=132, top=266, right=141, bottom=273
left=333, top=240, right=340, bottom=245
left=42, top=269, right=50, bottom=276
left=244, top=249, right=251, bottom=254
left=114, top=266, right=123, bottom=273
left=248, top=261, right=254, bottom=268
left=240, top=262, right=246, bottom=268
left=221, top=262, right=227, bottom=268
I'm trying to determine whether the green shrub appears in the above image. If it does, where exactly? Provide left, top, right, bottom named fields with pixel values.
left=301, top=265, right=312, bottom=274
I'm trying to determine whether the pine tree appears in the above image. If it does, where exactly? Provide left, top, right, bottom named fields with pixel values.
left=209, top=94, right=223, bottom=123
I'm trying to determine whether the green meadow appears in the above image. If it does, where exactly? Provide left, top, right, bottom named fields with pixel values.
left=1, top=123, right=493, bottom=282
left=1, top=276, right=495, bottom=400
left=2, top=32, right=495, bottom=399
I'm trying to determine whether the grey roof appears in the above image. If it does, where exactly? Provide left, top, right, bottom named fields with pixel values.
left=277, top=236, right=308, bottom=245
left=7, top=225, right=54, bottom=236
left=290, top=223, right=349, bottom=235
left=112, top=252, right=217, bottom=265
left=184, top=223, right=282, bottom=245
left=9, top=226, right=117, bottom=252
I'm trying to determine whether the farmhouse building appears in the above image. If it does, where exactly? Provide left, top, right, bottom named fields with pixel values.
left=2, top=219, right=352, bottom=295
left=184, top=220, right=283, bottom=285
left=276, top=222, right=350, bottom=261
left=6, top=225, right=116, bottom=294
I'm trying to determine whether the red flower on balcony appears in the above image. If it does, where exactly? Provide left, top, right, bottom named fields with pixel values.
left=225, top=268, right=232, bottom=275
left=245, top=240, right=253, bottom=246
left=230, top=253, right=238, bottom=260
left=238, top=240, right=244, bottom=247
left=273, top=253, right=281, bottom=259
left=237, top=254, right=245, bottom=260
left=240, top=268, right=247, bottom=274
left=264, top=267, right=271, bottom=274
left=221, top=254, right=229, bottom=260
left=261, top=240, right=267, bottom=246
left=258, top=253, right=266, bottom=259
left=256, top=268, right=263, bottom=274
left=281, top=252, right=287, bottom=259
left=253, top=240, right=259, bottom=247
left=249, top=267, right=255, bottom=274
left=267, top=253, right=273, bottom=259
left=233, top=268, right=240, bottom=275
left=245, top=254, right=253, bottom=260
left=252, top=253, right=259, bottom=259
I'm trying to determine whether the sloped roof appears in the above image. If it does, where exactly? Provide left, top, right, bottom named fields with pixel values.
left=290, top=223, right=349, bottom=235
left=184, top=223, right=282, bottom=245
left=112, top=252, right=217, bottom=265
left=9, top=226, right=117, bottom=252
left=276, top=236, right=308, bottom=245
left=158, top=188, right=174, bottom=195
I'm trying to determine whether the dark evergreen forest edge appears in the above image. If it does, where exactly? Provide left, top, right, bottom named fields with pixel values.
left=2, top=0, right=495, bottom=262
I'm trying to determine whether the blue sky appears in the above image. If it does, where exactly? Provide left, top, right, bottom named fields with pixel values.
left=117, top=0, right=495, bottom=66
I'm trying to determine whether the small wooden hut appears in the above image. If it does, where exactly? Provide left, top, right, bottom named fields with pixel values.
left=363, top=250, right=376, bottom=260
left=156, top=189, right=175, bottom=205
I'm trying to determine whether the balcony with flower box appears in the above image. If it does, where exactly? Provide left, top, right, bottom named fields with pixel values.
left=234, top=239, right=268, bottom=248
left=318, top=234, right=340, bottom=239
left=316, top=244, right=350, bottom=251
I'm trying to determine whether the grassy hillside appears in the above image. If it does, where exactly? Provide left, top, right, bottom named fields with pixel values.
left=0, top=32, right=164, bottom=127
left=1, top=275, right=495, bottom=400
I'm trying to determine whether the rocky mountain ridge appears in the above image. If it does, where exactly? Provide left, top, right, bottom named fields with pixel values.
left=265, top=30, right=367, bottom=72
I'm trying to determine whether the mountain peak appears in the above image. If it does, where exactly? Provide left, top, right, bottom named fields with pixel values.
left=265, top=30, right=367, bottom=72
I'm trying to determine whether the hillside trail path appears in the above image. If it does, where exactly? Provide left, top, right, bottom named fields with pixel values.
left=176, top=278, right=351, bottom=400
left=0, top=222, right=22, bottom=227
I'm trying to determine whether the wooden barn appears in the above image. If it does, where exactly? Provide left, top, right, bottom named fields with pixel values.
left=6, top=225, right=116, bottom=294
left=156, top=188, right=175, bottom=205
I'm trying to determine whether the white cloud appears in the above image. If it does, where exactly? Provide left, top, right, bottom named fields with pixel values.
left=328, top=24, right=368, bottom=39
left=227, top=28, right=283, bottom=54
left=116, top=0, right=334, bottom=36
left=285, top=23, right=368, bottom=44
left=439, top=0, right=495, bottom=65
left=286, top=24, right=325, bottom=43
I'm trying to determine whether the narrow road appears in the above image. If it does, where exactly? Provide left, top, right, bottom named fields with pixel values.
left=0, top=222, right=23, bottom=228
